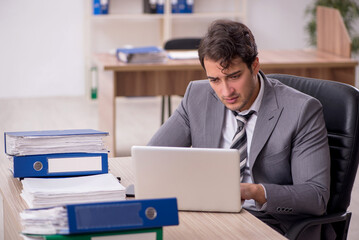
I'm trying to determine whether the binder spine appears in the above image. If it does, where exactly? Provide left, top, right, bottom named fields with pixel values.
left=156, top=0, right=164, bottom=14
left=67, top=198, right=179, bottom=234
left=93, top=0, right=109, bottom=15
left=13, top=152, right=108, bottom=178
left=4, top=133, right=7, bottom=154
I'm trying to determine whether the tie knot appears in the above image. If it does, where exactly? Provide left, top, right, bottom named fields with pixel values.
left=234, top=110, right=255, bottom=124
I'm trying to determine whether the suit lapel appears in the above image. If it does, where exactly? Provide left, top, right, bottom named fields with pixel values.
left=205, top=88, right=225, bottom=147
left=250, top=74, right=283, bottom=169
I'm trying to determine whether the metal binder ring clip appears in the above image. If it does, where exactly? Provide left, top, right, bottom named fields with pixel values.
left=145, top=207, right=157, bottom=220
left=33, top=161, right=43, bottom=171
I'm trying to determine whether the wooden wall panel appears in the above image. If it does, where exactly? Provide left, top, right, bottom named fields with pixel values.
left=317, top=6, right=352, bottom=58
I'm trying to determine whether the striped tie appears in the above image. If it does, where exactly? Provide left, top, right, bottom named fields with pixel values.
left=230, top=110, right=255, bottom=181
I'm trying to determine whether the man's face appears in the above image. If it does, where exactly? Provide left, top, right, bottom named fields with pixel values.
left=205, top=57, right=260, bottom=112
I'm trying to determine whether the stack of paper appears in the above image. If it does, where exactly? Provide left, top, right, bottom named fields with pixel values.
left=4, top=129, right=108, bottom=156
left=116, top=46, right=168, bottom=64
left=21, top=206, right=68, bottom=235
left=21, top=173, right=126, bottom=208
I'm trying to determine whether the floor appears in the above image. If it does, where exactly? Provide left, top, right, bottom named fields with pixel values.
left=0, top=96, right=358, bottom=239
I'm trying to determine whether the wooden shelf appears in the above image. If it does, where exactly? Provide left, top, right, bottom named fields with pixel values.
left=169, top=12, right=243, bottom=19
left=91, top=13, right=164, bottom=21
left=91, top=12, right=243, bottom=21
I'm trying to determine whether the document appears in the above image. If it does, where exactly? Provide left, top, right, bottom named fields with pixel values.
left=21, top=173, right=126, bottom=208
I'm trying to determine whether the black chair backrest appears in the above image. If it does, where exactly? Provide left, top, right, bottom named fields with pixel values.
left=267, top=74, right=359, bottom=214
left=164, top=38, right=202, bottom=50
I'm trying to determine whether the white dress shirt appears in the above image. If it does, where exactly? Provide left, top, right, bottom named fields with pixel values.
left=219, top=73, right=266, bottom=211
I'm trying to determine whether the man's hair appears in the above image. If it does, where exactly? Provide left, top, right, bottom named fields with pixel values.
left=198, top=19, right=258, bottom=70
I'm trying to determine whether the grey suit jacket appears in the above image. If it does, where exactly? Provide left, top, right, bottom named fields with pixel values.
left=148, top=71, right=331, bottom=232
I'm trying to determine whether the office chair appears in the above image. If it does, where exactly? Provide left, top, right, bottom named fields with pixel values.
left=164, top=38, right=202, bottom=50
left=161, top=38, right=202, bottom=124
left=267, top=74, right=359, bottom=240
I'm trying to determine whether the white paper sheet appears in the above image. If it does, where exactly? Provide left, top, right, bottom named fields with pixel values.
left=21, top=173, right=126, bottom=208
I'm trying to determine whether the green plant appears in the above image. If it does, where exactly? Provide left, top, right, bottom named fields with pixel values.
left=305, top=0, right=359, bottom=54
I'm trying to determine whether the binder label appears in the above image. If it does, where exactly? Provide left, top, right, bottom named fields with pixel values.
left=75, top=203, right=143, bottom=230
left=48, top=156, right=102, bottom=173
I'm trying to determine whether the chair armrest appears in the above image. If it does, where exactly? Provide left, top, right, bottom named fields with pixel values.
left=285, top=212, right=350, bottom=240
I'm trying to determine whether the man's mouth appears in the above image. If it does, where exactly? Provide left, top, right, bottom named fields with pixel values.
left=223, top=96, right=238, bottom=104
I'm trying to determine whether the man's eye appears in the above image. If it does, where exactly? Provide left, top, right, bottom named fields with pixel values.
left=230, top=74, right=240, bottom=79
left=209, top=78, right=220, bottom=83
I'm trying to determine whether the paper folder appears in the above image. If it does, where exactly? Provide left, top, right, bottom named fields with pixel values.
left=116, top=46, right=167, bottom=64
left=21, top=198, right=179, bottom=235
left=67, top=198, right=178, bottom=234
left=12, top=152, right=108, bottom=178
left=4, top=129, right=109, bottom=156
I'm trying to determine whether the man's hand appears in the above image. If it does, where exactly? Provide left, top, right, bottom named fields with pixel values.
left=240, top=183, right=267, bottom=205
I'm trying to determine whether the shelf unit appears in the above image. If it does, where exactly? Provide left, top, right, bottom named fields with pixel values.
left=84, top=0, right=247, bottom=98
left=90, top=0, right=246, bottom=44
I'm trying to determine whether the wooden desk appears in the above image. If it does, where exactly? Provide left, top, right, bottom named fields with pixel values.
left=93, top=50, right=357, bottom=157
left=0, top=157, right=286, bottom=240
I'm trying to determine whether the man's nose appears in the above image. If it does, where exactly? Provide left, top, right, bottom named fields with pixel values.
left=222, top=81, right=233, bottom=96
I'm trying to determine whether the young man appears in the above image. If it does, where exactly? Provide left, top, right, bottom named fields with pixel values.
left=148, top=19, right=331, bottom=239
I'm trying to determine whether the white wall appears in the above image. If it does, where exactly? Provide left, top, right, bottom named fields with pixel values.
left=0, top=0, right=85, bottom=98
left=247, top=0, right=313, bottom=50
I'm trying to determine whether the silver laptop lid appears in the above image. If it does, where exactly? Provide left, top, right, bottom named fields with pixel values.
left=132, top=146, right=241, bottom=212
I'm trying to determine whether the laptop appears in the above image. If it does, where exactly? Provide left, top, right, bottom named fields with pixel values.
left=131, top=146, right=242, bottom=212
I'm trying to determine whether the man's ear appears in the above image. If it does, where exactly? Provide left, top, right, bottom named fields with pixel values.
left=251, top=57, right=260, bottom=74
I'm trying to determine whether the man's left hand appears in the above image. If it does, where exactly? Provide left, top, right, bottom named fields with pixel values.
left=240, top=183, right=266, bottom=205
